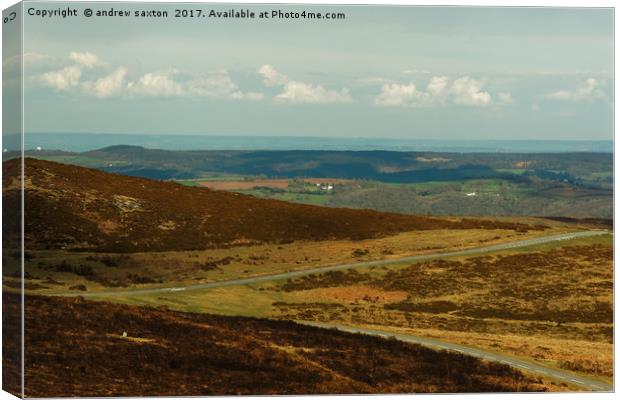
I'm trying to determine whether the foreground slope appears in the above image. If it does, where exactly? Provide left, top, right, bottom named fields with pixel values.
left=3, top=293, right=547, bottom=397
left=3, top=158, right=538, bottom=252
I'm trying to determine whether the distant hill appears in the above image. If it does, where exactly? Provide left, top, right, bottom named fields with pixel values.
left=7, top=132, right=613, bottom=153
left=4, top=293, right=547, bottom=396
left=3, top=159, right=537, bottom=252
left=4, top=145, right=613, bottom=188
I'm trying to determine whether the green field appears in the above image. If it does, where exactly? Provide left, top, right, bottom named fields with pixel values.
left=174, top=176, right=611, bottom=218
left=236, top=186, right=332, bottom=205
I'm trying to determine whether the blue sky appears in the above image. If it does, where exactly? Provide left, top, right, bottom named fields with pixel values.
left=13, top=4, right=614, bottom=139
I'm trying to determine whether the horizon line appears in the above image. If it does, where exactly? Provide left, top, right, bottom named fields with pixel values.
left=10, top=132, right=615, bottom=143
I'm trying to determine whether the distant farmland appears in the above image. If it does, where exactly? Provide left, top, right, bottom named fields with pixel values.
left=195, top=178, right=354, bottom=191
left=197, top=179, right=291, bottom=190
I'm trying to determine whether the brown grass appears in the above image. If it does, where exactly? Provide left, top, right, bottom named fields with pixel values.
left=2, top=292, right=22, bottom=397
left=298, top=285, right=408, bottom=303
left=6, top=293, right=550, bottom=397
left=11, top=228, right=559, bottom=294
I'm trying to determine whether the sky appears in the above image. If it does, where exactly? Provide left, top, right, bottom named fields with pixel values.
left=8, top=3, right=614, bottom=140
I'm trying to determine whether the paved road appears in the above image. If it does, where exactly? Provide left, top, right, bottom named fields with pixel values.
left=58, top=230, right=608, bottom=298
left=298, top=322, right=613, bottom=392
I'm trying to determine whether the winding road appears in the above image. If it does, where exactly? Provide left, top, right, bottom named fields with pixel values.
left=62, top=230, right=608, bottom=298
left=55, top=229, right=612, bottom=391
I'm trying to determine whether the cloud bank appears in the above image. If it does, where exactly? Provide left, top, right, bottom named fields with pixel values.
left=39, top=52, right=263, bottom=101
left=37, top=52, right=528, bottom=111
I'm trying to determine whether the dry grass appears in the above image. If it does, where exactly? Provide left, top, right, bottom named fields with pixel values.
left=9, top=227, right=566, bottom=294
left=360, top=326, right=613, bottom=382
left=297, top=285, right=408, bottom=304
left=266, top=236, right=613, bottom=381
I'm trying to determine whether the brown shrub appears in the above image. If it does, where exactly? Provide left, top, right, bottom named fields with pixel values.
left=9, top=293, right=547, bottom=397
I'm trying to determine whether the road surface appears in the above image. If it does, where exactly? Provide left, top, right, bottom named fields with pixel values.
left=299, top=322, right=613, bottom=392
left=60, top=230, right=608, bottom=298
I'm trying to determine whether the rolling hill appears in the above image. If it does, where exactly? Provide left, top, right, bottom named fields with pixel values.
left=3, top=158, right=540, bottom=253
left=4, top=293, right=547, bottom=396
left=5, top=145, right=612, bottom=187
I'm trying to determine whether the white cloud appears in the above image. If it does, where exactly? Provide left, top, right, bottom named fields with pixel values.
left=87, top=67, right=128, bottom=98
left=40, top=58, right=360, bottom=104
left=40, top=60, right=264, bottom=100
left=39, top=51, right=101, bottom=92
left=123, top=69, right=264, bottom=100
left=230, top=91, right=265, bottom=101
left=128, top=71, right=184, bottom=97
left=258, top=64, right=289, bottom=86
left=426, top=76, right=449, bottom=98
left=258, top=65, right=352, bottom=104
left=69, top=52, right=102, bottom=69
left=547, top=78, right=606, bottom=102
left=276, top=81, right=352, bottom=104
left=375, top=76, right=493, bottom=108
left=375, top=83, right=423, bottom=107
left=449, top=77, right=492, bottom=107
left=40, top=52, right=263, bottom=100
left=41, top=66, right=82, bottom=91
left=188, top=70, right=264, bottom=101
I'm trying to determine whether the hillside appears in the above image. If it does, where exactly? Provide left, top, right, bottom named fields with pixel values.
left=3, top=293, right=547, bottom=396
left=3, top=159, right=540, bottom=252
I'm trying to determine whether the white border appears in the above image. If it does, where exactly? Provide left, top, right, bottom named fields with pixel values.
left=0, top=1, right=616, bottom=400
